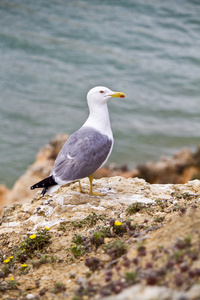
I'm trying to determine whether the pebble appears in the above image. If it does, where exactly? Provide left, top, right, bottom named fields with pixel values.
left=26, top=294, right=35, bottom=299
left=69, top=272, right=76, bottom=279
left=100, top=254, right=110, bottom=262
left=104, top=238, right=112, bottom=244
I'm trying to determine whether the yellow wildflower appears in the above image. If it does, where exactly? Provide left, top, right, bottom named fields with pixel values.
left=44, top=227, right=50, bottom=230
left=22, top=243, right=25, bottom=246
left=29, top=234, right=37, bottom=239
left=4, top=258, right=10, bottom=263
left=21, top=264, right=28, bottom=268
left=9, top=256, right=13, bottom=259
left=72, top=245, right=77, bottom=248
left=10, top=277, right=14, bottom=281
left=114, top=221, right=122, bottom=226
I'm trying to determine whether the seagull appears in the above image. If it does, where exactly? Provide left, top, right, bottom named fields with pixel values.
left=30, top=86, right=126, bottom=197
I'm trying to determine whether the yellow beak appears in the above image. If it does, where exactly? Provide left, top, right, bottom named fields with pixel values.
left=109, top=91, right=126, bottom=98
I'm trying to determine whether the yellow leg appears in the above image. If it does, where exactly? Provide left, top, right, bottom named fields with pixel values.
left=89, top=174, right=106, bottom=196
left=89, top=174, right=93, bottom=195
left=78, top=175, right=106, bottom=196
left=78, top=180, right=82, bottom=193
left=78, top=180, right=90, bottom=194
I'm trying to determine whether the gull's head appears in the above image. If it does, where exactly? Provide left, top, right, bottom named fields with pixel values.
left=87, top=86, right=126, bottom=108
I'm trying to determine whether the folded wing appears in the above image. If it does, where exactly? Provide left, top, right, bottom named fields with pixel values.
left=51, top=126, right=113, bottom=184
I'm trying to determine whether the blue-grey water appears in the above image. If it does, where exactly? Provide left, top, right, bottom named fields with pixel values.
left=0, top=0, right=200, bottom=188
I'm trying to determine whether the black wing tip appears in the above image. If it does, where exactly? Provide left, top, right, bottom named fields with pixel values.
left=30, top=184, right=38, bottom=190
left=30, top=176, right=56, bottom=192
left=30, top=183, right=41, bottom=190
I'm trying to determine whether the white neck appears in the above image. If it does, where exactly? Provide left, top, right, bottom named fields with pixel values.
left=82, top=103, right=113, bottom=139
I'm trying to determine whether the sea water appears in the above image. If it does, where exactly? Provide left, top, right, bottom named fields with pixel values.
left=0, top=0, right=200, bottom=188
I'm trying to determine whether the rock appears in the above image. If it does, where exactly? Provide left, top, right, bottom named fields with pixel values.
left=0, top=177, right=200, bottom=299
left=137, top=146, right=200, bottom=184
left=26, top=294, right=35, bottom=300
left=102, top=284, right=188, bottom=300
left=2, top=206, right=14, bottom=218
left=100, top=254, right=110, bottom=262
left=0, top=185, right=9, bottom=208
left=187, top=284, right=200, bottom=299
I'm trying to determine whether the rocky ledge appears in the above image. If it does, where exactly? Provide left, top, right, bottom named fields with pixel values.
left=1, top=133, right=200, bottom=215
left=0, top=176, right=200, bottom=299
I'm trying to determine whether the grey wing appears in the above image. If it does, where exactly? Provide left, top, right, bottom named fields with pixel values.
left=51, top=127, right=113, bottom=183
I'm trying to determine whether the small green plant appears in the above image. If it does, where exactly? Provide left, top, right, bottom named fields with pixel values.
left=154, top=216, right=165, bottom=223
left=103, top=240, right=127, bottom=259
left=15, top=228, right=51, bottom=259
left=57, top=223, right=68, bottom=232
left=126, top=202, right=144, bottom=215
left=72, top=234, right=84, bottom=245
left=90, top=231, right=105, bottom=248
left=1, top=264, right=11, bottom=277
left=72, top=296, right=81, bottom=300
left=174, top=250, right=185, bottom=263
left=155, top=199, right=163, bottom=206
left=181, top=192, right=190, bottom=199
left=25, top=229, right=51, bottom=252
left=1, top=256, right=14, bottom=276
left=68, top=234, right=86, bottom=257
left=90, top=226, right=110, bottom=248
left=125, top=271, right=136, bottom=283
left=137, top=244, right=146, bottom=256
left=155, top=199, right=169, bottom=210
left=68, top=245, right=85, bottom=258
left=31, top=254, right=53, bottom=268
left=19, top=263, right=29, bottom=275
left=7, top=277, right=19, bottom=290
left=113, top=221, right=127, bottom=235
left=71, top=212, right=105, bottom=228
left=184, top=236, right=192, bottom=247
left=175, top=236, right=192, bottom=249
left=52, top=282, right=66, bottom=294
left=85, top=271, right=92, bottom=278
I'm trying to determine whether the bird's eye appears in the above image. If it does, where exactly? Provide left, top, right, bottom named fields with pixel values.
left=99, top=90, right=104, bottom=94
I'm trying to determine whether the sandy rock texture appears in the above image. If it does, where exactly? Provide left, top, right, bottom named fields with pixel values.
left=0, top=177, right=200, bottom=299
